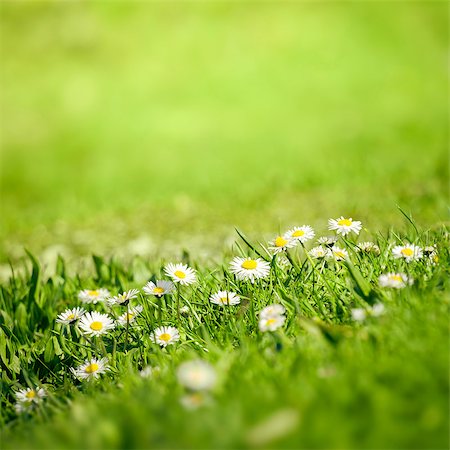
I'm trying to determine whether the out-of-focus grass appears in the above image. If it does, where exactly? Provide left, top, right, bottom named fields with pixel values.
left=1, top=2, right=448, bottom=261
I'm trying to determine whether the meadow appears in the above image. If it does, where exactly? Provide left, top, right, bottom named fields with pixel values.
left=0, top=2, right=449, bottom=449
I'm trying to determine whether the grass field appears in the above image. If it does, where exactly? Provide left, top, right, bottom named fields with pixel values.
left=0, top=2, right=448, bottom=449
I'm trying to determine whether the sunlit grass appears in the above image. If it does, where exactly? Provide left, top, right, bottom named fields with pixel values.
left=1, top=220, right=448, bottom=449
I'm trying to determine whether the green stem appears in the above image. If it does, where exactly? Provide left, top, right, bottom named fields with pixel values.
left=124, top=304, right=129, bottom=353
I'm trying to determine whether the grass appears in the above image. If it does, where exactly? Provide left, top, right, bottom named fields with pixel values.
left=1, top=221, right=449, bottom=449
left=0, top=2, right=449, bottom=449
left=0, top=2, right=448, bottom=262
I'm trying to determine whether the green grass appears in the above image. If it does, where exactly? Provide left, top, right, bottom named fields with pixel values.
left=0, top=3, right=449, bottom=449
left=1, top=222, right=449, bottom=449
left=0, top=2, right=448, bottom=262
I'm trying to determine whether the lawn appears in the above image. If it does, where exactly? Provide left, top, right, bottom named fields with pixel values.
left=0, top=2, right=448, bottom=449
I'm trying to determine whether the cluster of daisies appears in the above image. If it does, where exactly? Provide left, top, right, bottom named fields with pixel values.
left=12, top=216, right=439, bottom=413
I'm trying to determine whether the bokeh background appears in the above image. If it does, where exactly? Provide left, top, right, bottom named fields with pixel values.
left=1, top=2, right=448, bottom=266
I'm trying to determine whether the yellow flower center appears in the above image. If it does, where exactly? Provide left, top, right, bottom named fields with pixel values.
left=337, top=219, right=352, bottom=227
left=334, top=251, right=346, bottom=259
left=274, top=236, right=287, bottom=247
left=67, top=314, right=75, bottom=320
left=389, top=275, right=403, bottom=282
left=126, top=313, right=134, bottom=321
left=85, top=363, right=99, bottom=374
left=266, top=319, right=276, bottom=325
left=400, top=248, right=414, bottom=257
left=25, top=390, right=36, bottom=399
left=220, top=297, right=229, bottom=304
left=154, top=287, right=165, bottom=294
left=87, top=290, right=99, bottom=297
left=159, top=333, right=171, bottom=342
left=241, top=260, right=257, bottom=270
left=292, top=230, right=305, bottom=237
left=174, top=270, right=186, bottom=279
left=90, top=321, right=103, bottom=331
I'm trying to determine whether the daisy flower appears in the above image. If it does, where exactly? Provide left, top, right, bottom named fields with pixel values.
left=164, top=263, right=197, bottom=285
left=330, top=246, right=349, bottom=261
left=259, top=315, right=286, bottom=332
left=356, top=242, right=380, bottom=255
left=71, top=357, right=109, bottom=380
left=378, top=273, right=413, bottom=289
left=180, top=392, right=209, bottom=410
left=151, top=326, right=180, bottom=347
left=140, top=365, right=161, bottom=378
left=56, top=307, right=86, bottom=325
left=177, top=360, right=217, bottom=391
left=351, top=304, right=385, bottom=322
left=424, top=246, right=439, bottom=265
left=284, top=225, right=315, bottom=244
left=328, top=217, right=362, bottom=236
left=78, top=311, right=115, bottom=337
left=309, top=245, right=331, bottom=259
left=15, top=387, right=46, bottom=404
left=317, top=236, right=338, bottom=247
left=143, top=280, right=175, bottom=298
left=260, top=304, right=286, bottom=319
left=392, top=243, right=423, bottom=262
left=268, top=235, right=296, bottom=254
left=107, top=289, right=140, bottom=307
left=78, top=288, right=110, bottom=304
left=117, top=305, right=143, bottom=326
left=229, top=257, right=270, bottom=282
left=209, top=290, right=241, bottom=306
left=351, top=308, right=367, bottom=322
left=179, top=305, right=190, bottom=315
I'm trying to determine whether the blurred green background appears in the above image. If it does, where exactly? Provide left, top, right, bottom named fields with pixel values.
left=1, top=2, right=448, bottom=263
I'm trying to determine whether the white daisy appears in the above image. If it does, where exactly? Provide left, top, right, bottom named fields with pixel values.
left=371, top=303, right=385, bottom=317
left=424, top=246, right=439, bottom=265
left=392, top=243, right=423, bottom=262
left=260, top=304, right=286, bottom=319
left=164, top=263, right=197, bottom=285
left=78, top=311, right=115, bottom=337
left=177, top=360, right=217, bottom=391
left=229, top=257, right=270, bottom=282
left=117, top=305, right=144, bottom=326
left=179, top=305, right=190, bottom=315
left=151, top=326, right=180, bottom=347
left=284, top=225, right=315, bottom=244
left=268, top=235, right=296, bottom=254
left=309, top=245, right=331, bottom=259
left=56, top=307, right=86, bottom=325
left=258, top=315, right=286, bottom=332
left=143, top=280, right=175, bottom=298
left=317, top=236, right=338, bottom=247
left=140, top=365, right=161, bottom=378
left=107, top=289, right=140, bottom=307
left=356, top=242, right=380, bottom=255
left=378, top=273, right=413, bottom=289
left=78, top=288, right=110, bottom=304
left=209, top=290, right=241, bottom=306
left=328, top=217, right=362, bottom=236
left=15, top=387, right=46, bottom=404
left=351, top=308, right=367, bottom=322
left=330, top=246, right=349, bottom=261
left=180, top=392, right=209, bottom=410
left=351, top=303, right=385, bottom=322
left=71, top=357, right=109, bottom=380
